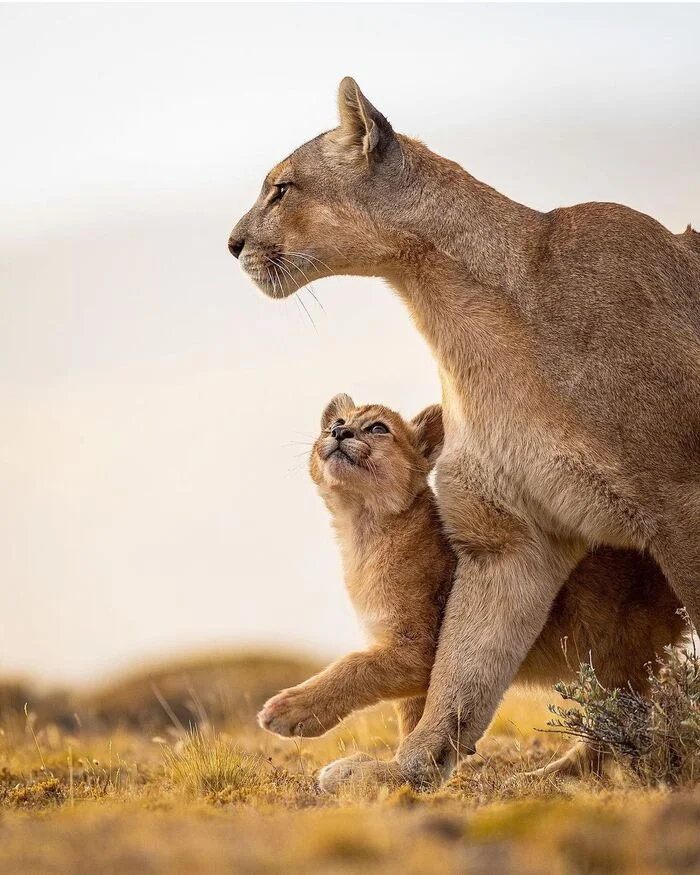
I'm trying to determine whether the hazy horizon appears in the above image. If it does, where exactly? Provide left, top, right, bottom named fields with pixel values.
left=2, top=3, right=700, bottom=684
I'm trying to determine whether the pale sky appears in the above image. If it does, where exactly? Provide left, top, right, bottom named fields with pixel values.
left=2, top=3, right=699, bottom=684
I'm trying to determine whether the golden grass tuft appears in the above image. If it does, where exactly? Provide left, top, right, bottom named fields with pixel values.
left=163, top=729, right=263, bottom=798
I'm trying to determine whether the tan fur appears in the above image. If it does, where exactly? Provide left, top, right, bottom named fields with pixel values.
left=257, top=398, right=453, bottom=737
left=258, top=399, right=684, bottom=782
left=232, top=78, right=700, bottom=790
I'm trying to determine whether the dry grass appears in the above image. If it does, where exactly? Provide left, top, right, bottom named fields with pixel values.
left=163, top=728, right=272, bottom=801
left=549, top=614, right=700, bottom=786
left=1, top=652, right=700, bottom=873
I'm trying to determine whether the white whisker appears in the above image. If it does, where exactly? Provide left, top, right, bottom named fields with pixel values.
left=297, top=293, right=317, bottom=332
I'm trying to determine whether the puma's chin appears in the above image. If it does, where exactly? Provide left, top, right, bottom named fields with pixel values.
left=245, top=267, right=299, bottom=300
left=258, top=278, right=298, bottom=300
left=239, top=253, right=302, bottom=300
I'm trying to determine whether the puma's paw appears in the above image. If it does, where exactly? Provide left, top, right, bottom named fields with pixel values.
left=257, top=688, right=335, bottom=738
left=512, top=742, right=605, bottom=782
left=318, top=753, right=407, bottom=795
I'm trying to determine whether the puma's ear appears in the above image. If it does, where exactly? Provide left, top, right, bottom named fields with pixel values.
left=411, top=404, right=444, bottom=467
left=321, top=393, right=355, bottom=429
left=335, top=77, right=395, bottom=160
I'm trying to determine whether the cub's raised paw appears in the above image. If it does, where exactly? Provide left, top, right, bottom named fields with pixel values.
left=257, top=688, right=333, bottom=738
left=318, top=753, right=406, bottom=795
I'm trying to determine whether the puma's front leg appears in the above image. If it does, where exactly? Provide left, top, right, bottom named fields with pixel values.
left=320, top=529, right=584, bottom=791
left=392, top=522, right=585, bottom=789
left=258, top=644, right=432, bottom=738
left=316, top=695, right=428, bottom=793
left=320, top=452, right=586, bottom=793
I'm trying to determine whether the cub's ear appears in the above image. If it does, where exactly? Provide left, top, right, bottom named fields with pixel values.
left=411, top=404, right=444, bottom=467
left=321, top=393, right=355, bottom=429
left=335, top=77, right=395, bottom=160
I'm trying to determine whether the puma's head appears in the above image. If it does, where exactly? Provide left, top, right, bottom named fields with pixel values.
left=310, top=393, right=443, bottom=515
left=228, top=77, right=422, bottom=298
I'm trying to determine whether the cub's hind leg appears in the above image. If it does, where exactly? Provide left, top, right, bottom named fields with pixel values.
left=396, top=696, right=427, bottom=738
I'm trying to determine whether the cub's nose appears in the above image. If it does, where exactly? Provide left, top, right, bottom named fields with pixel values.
left=228, top=236, right=244, bottom=259
left=331, top=425, right=355, bottom=441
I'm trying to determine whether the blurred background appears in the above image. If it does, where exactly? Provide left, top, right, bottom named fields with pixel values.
left=2, top=3, right=700, bottom=687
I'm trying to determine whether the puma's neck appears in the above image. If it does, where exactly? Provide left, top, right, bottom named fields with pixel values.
left=381, top=140, right=552, bottom=426
left=387, top=136, right=545, bottom=294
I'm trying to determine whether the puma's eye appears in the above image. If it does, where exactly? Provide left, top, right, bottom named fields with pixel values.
left=272, top=183, right=290, bottom=202
left=369, top=422, right=389, bottom=435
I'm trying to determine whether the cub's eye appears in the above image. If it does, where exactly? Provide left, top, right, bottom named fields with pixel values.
left=271, top=182, right=290, bottom=203
left=330, top=418, right=345, bottom=430
left=368, top=422, right=389, bottom=435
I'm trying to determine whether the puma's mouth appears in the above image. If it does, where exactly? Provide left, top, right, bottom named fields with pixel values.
left=241, top=263, right=291, bottom=300
left=239, top=250, right=328, bottom=300
left=252, top=272, right=286, bottom=299
left=240, top=251, right=313, bottom=300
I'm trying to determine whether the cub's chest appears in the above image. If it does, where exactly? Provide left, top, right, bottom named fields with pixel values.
left=342, top=548, right=405, bottom=641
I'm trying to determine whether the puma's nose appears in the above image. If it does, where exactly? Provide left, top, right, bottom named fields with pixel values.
left=228, top=236, right=244, bottom=258
left=331, top=425, right=355, bottom=441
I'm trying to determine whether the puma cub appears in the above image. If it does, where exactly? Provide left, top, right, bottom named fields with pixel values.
left=258, top=395, right=683, bottom=764
left=258, top=394, right=452, bottom=739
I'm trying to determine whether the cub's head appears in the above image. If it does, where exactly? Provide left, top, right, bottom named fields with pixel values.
left=228, top=77, right=413, bottom=298
left=310, top=393, right=443, bottom=515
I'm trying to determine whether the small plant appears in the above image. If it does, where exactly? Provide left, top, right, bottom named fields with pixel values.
left=0, top=777, right=65, bottom=809
left=163, top=729, right=262, bottom=797
left=547, top=611, right=700, bottom=785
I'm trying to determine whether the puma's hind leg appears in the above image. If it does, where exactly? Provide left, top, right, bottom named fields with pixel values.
left=514, top=547, right=684, bottom=782
left=521, top=741, right=605, bottom=779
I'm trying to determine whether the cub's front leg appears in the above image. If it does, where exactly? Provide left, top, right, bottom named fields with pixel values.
left=258, top=644, right=431, bottom=738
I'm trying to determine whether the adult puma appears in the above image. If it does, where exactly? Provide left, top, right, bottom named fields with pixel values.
left=229, top=78, right=700, bottom=790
